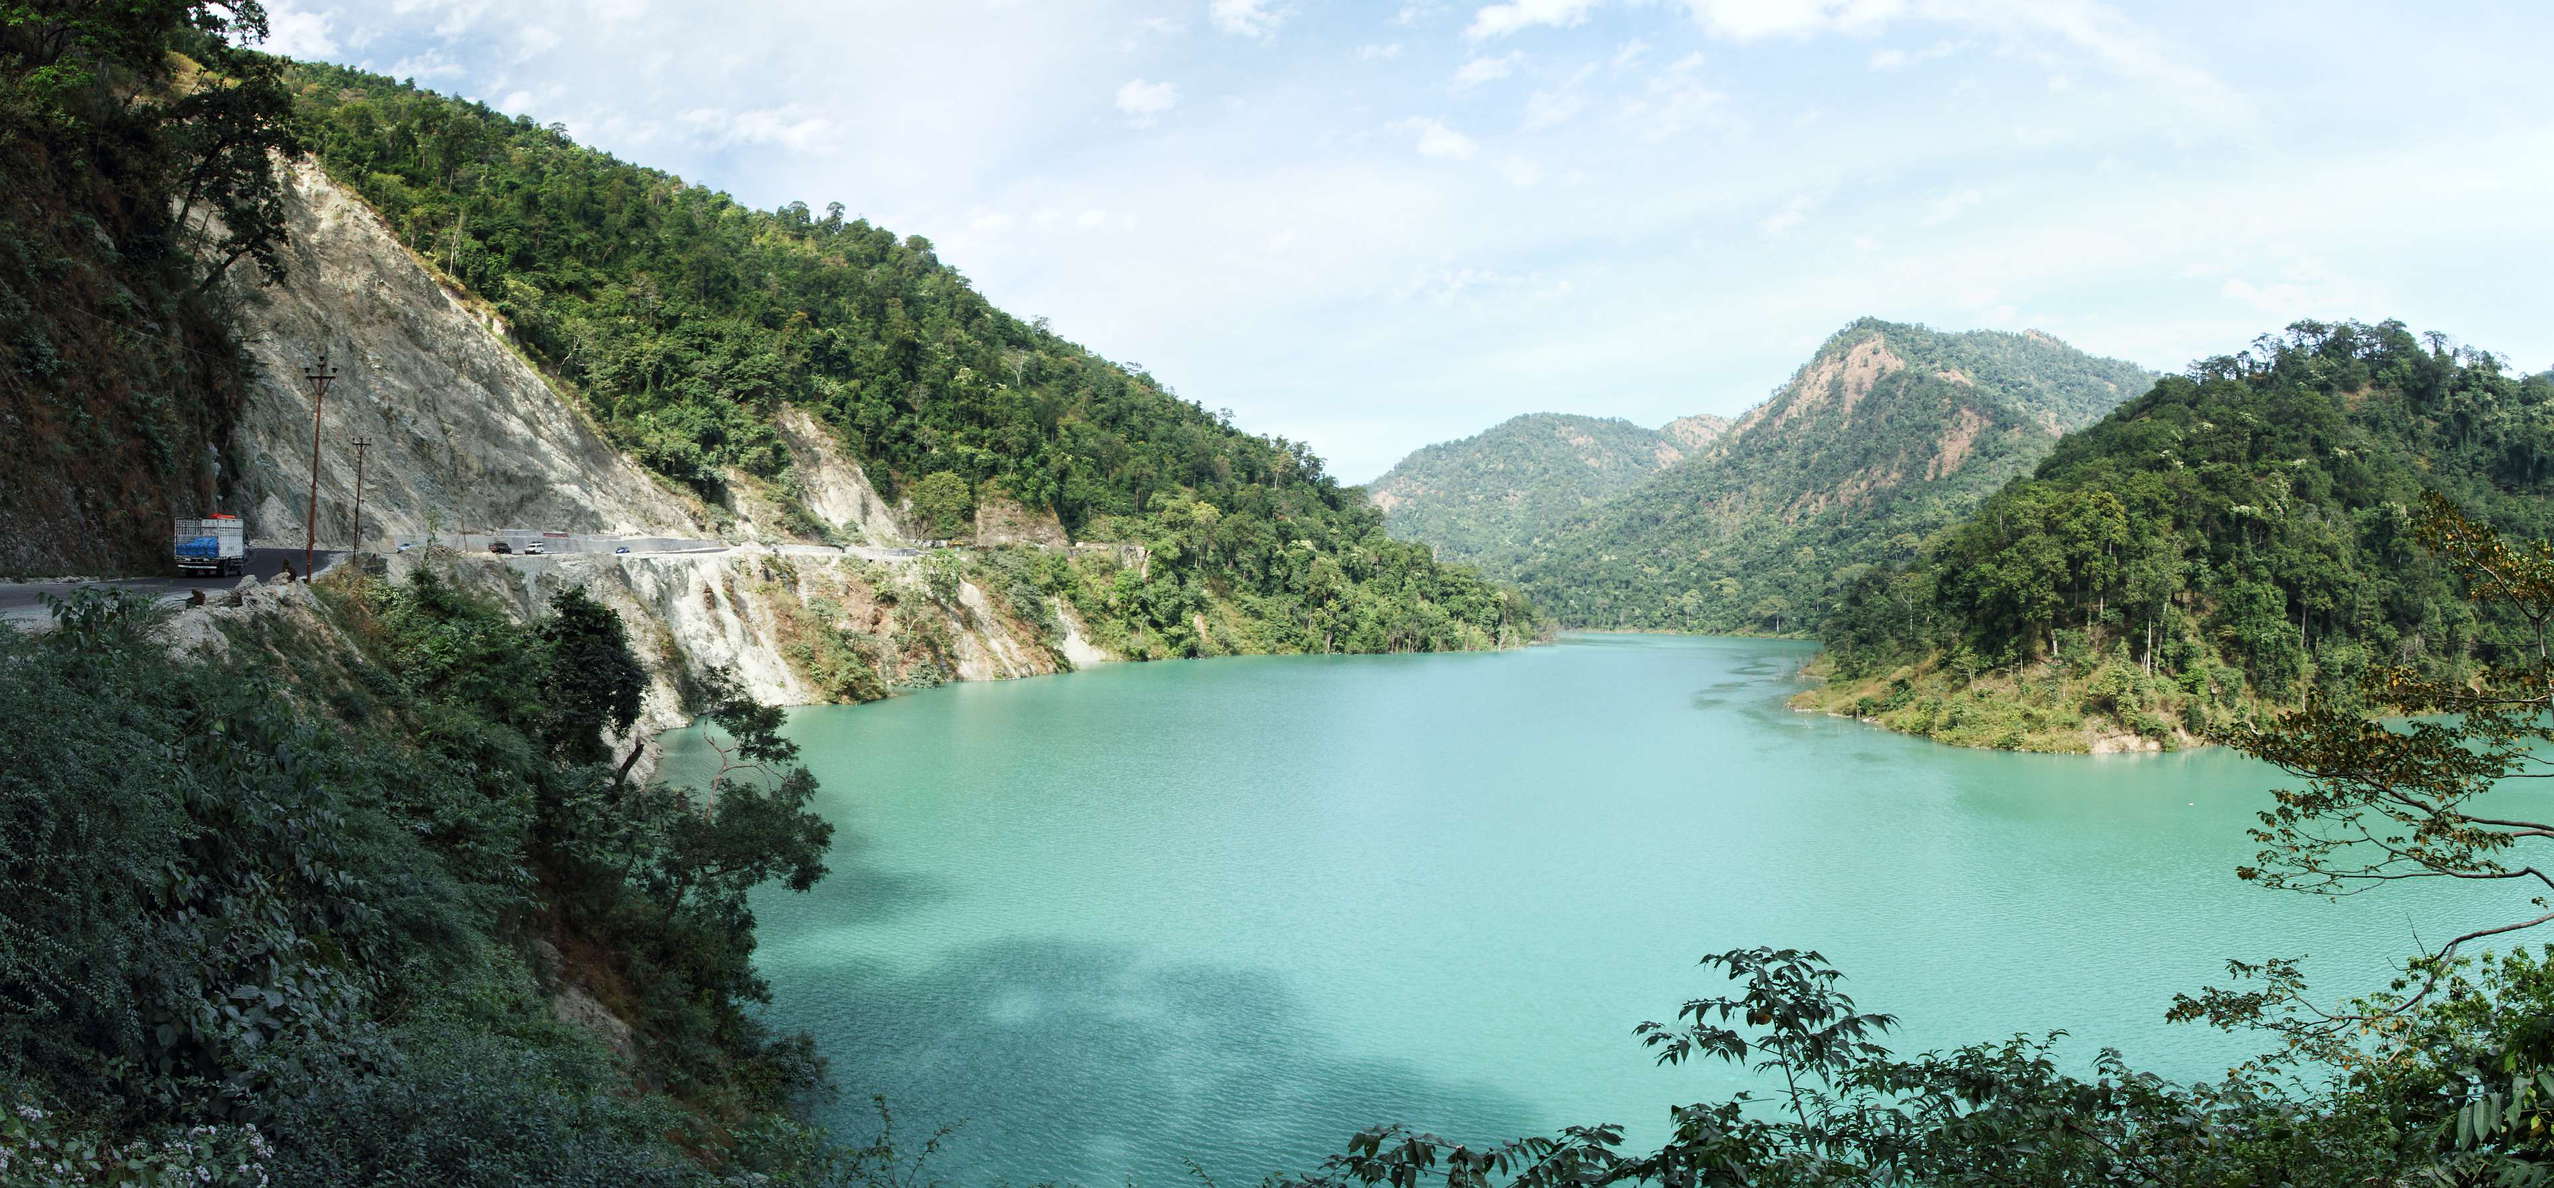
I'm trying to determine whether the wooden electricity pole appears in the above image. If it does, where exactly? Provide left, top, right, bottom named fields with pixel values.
left=302, top=350, right=338, bottom=578
left=351, top=436, right=371, bottom=553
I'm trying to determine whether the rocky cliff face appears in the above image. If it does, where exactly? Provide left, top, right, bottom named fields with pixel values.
left=423, top=548, right=1083, bottom=774
left=774, top=406, right=906, bottom=545
left=223, top=161, right=707, bottom=549
left=210, top=159, right=1112, bottom=728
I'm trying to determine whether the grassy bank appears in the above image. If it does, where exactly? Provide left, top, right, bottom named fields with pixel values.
left=1789, top=632, right=2279, bottom=753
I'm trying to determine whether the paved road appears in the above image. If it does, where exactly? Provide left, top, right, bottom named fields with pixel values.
left=0, top=547, right=339, bottom=625
left=423, top=531, right=728, bottom=556
left=2, top=532, right=953, bottom=627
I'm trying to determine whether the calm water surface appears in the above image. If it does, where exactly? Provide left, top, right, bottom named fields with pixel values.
left=705, top=634, right=2485, bottom=1185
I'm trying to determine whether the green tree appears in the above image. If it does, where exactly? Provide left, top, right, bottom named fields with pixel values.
left=631, top=671, right=832, bottom=925
left=535, top=585, right=647, bottom=768
left=2177, top=494, right=2554, bottom=1037
left=907, top=470, right=973, bottom=538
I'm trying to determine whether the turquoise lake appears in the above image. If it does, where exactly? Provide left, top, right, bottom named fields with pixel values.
left=713, top=633, right=2491, bottom=1185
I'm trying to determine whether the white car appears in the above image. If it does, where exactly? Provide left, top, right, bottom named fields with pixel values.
left=521, top=542, right=546, bottom=555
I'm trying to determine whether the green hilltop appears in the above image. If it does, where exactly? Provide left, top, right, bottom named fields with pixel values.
left=1365, top=411, right=1724, bottom=565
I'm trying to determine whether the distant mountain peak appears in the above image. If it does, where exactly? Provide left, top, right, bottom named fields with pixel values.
left=1366, top=411, right=1712, bottom=563
left=1372, top=321, right=2156, bottom=633
left=1659, top=413, right=1731, bottom=452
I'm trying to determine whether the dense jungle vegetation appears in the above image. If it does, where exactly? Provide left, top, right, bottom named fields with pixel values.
left=1810, top=320, right=2554, bottom=750
left=0, top=572, right=868, bottom=1184
left=1402, top=320, right=2151, bottom=636
left=275, top=61, right=1528, bottom=655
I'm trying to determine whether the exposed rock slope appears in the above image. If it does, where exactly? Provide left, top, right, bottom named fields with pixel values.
left=207, top=159, right=1111, bottom=723
left=223, top=160, right=706, bottom=548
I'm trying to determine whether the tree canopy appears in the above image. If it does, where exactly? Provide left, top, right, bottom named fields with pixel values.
left=1815, top=320, right=2554, bottom=750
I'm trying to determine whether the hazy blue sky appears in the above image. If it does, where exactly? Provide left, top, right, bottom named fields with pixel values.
left=260, top=1, right=2553, bottom=482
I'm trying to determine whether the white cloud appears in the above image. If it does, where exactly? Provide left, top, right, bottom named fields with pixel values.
left=1918, top=187, right=1983, bottom=224
left=257, top=0, right=340, bottom=58
left=1210, top=0, right=1287, bottom=38
left=1356, top=42, right=1405, bottom=60
left=678, top=104, right=834, bottom=153
left=584, top=0, right=645, bottom=25
left=1677, top=0, right=1903, bottom=40
left=1620, top=53, right=1724, bottom=141
left=1759, top=193, right=1816, bottom=235
left=1399, top=117, right=1479, bottom=159
left=1522, top=66, right=1593, bottom=131
left=388, top=0, right=498, bottom=39
left=2220, top=271, right=2385, bottom=318
left=1869, top=38, right=1958, bottom=69
left=1115, top=78, right=1181, bottom=124
left=1677, top=0, right=2243, bottom=120
left=1498, top=155, right=1546, bottom=186
left=1466, top=0, right=1599, bottom=40
left=1452, top=52, right=1524, bottom=88
left=514, top=24, right=560, bottom=60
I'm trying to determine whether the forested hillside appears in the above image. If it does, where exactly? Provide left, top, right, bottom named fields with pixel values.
left=1414, top=319, right=2150, bottom=633
left=1364, top=412, right=1719, bottom=564
left=1809, top=320, right=2554, bottom=751
left=281, top=63, right=1528, bottom=654
left=0, top=1, right=295, bottom=573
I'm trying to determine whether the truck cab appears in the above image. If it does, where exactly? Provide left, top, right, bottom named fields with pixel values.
left=174, top=515, right=247, bottom=577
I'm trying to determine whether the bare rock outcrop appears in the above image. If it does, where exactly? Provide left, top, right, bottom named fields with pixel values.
left=225, top=160, right=705, bottom=549
left=776, top=407, right=905, bottom=545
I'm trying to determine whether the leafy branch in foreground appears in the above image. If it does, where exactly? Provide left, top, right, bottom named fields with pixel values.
left=1276, top=948, right=2368, bottom=1187
left=2175, top=492, right=2554, bottom=1038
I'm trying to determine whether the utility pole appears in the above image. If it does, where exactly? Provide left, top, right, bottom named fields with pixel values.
left=302, top=350, right=338, bottom=578
left=351, top=436, right=371, bottom=554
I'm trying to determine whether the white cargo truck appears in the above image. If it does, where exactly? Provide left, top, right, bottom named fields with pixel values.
left=174, top=514, right=247, bottom=577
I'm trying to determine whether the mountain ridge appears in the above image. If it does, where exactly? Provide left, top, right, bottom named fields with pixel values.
left=1373, top=318, right=2155, bottom=633
left=1365, top=411, right=1718, bottom=563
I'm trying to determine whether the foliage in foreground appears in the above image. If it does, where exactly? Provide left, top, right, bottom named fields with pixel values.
left=1278, top=942, right=2553, bottom=1187
left=0, top=577, right=868, bottom=1185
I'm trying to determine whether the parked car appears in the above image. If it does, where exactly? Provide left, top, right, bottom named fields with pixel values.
left=489, top=540, right=511, bottom=554
left=614, top=545, right=632, bottom=555
left=522, top=541, right=546, bottom=555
